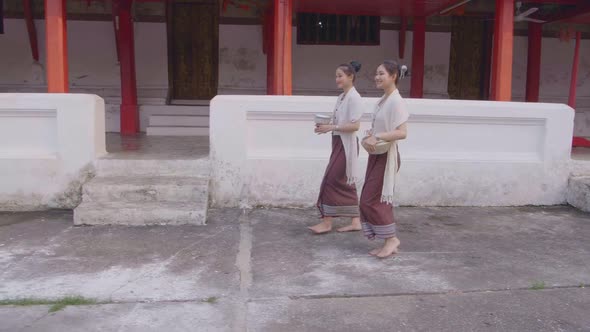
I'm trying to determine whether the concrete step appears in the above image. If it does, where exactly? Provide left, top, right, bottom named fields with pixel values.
left=96, top=158, right=210, bottom=177
left=567, top=176, right=590, bottom=212
left=140, top=105, right=209, bottom=116
left=147, top=126, right=209, bottom=136
left=149, top=115, right=209, bottom=127
left=74, top=201, right=207, bottom=226
left=171, top=99, right=210, bottom=106
left=83, top=176, right=209, bottom=203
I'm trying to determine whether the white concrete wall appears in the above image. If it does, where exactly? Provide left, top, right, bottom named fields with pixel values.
left=512, top=36, right=590, bottom=137
left=219, top=25, right=450, bottom=98
left=0, top=94, right=106, bottom=211
left=0, top=19, right=168, bottom=132
left=210, top=95, right=574, bottom=208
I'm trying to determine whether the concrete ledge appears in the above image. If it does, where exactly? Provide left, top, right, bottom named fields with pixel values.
left=567, top=176, right=590, bottom=212
left=210, top=96, right=574, bottom=207
left=0, top=93, right=106, bottom=210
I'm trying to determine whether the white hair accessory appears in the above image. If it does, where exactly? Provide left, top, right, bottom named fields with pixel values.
left=399, top=65, right=408, bottom=79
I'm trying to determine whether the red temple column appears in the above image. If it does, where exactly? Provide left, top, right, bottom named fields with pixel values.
left=410, top=17, right=425, bottom=98
left=569, top=31, right=581, bottom=109
left=525, top=23, right=542, bottom=102
left=116, top=0, right=139, bottom=134
left=491, top=0, right=514, bottom=101
left=45, top=0, right=68, bottom=93
left=271, top=0, right=292, bottom=95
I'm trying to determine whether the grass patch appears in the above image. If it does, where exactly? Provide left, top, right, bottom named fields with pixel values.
left=530, top=281, right=546, bottom=290
left=202, top=296, right=218, bottom=304
left=0, top=298, right=55, bottom=306
left=48, top=296, right=97, bottom=313
left=0, top=296, right=98, bottom=313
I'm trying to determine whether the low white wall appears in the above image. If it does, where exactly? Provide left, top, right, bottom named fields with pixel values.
left=0, top=94, right=106, bottom=210
left=210, top=95, right=574, bottom=208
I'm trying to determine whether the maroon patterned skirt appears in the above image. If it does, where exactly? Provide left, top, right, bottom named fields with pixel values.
left=359, top=150, right=401, bottom=240
left=316, top=136, right=359, bottom=218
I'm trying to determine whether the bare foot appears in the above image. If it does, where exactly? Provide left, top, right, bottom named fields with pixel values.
left=377, top=237, right=400, bottom=259
left=337, top=217, right=362, bottom=232
left=308, top=219, right=332, bottom=234
left=369, top=247, right=382, bottom=256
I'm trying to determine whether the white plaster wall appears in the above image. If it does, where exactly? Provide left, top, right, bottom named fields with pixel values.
left=0, top=19, right=168, bottom=133
left=0, top=19, right=168, bottom=95
left=219, top=25, right=450, bottom=98
left=0, top=94, right=106, bottom=210
left=219, top=25, right=589, bottom=134
left=210, top=95, right=574, bottom=208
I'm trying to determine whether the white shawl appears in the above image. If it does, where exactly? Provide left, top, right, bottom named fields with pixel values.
left=332, top=87, right=364, bottom=185
left=372, top=89, right=409, bottom=204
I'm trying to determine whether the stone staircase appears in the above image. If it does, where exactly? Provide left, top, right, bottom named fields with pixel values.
left=144, top=105, right=210, bottom=136
left=74, top=156, right=210, bottom=226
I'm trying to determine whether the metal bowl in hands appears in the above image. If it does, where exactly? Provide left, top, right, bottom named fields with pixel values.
left=363, top=138, right=392, bottom=155
left=314, top=114, right=332, bottom=125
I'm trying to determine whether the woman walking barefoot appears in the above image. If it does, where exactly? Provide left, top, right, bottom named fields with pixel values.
left=360, top=60, right=409, bottom=258
left=308, top=61, right=365, bottom=234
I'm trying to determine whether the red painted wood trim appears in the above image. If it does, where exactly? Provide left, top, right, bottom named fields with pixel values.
left=283, top=0, right=292, bottom=95
left=45, top=0, right=69, bottom=93
left=525, top=23, right=542, bottom=102
left=23, top=0, right=39, bottom=62
left=271, top=0, right=292, bottom=95
left=569, top=31, right=581, bottom=109
left=272, top=0, right=285, bottom=94
left=491, top=0, right=514, bottom=101
left=399, top=17, right=407, bottom=59
left=117, top=0, right=139, bottom=134
left=410, top=17, right=425, bottom=98
left=573, top=137, right=590, bottom=148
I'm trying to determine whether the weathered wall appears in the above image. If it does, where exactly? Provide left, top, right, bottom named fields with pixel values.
left=0, top=94, right=106, bottom=211
left=210, top=95, right=574, bottom=208
left=218, top=26, right=450, bottom=98
left=0, top=18, right=588, bottom=134
left=0, top=19, right=168, bottom=98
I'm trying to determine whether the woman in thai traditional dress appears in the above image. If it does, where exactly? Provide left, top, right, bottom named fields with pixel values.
left=308, top=61, right=365, bottom=234
left=360, top=60, right=409, bottom=258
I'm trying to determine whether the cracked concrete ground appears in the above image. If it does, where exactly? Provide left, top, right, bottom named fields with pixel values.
left=0, top=206, right=589, bottom=331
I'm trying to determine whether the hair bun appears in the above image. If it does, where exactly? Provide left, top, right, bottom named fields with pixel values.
left=399, top=65, right=408, bottom=78
left=350, top=61, right=362, bottom=73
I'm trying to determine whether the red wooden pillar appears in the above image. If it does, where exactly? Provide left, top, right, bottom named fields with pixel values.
left=569, top=31, right=581, bottom=109
left=525, top=23, right=542, bottom=102
left=491, top=0, right=514, bottom=101
left=271, top=0, right=292, bottom=95
left=45, top=0, right=68, bottom=93
left=116, top=0, right=139, bottom=134
left=410, top=17, right=425, bottom=98
left=283, top=0, right=292, bottom=94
